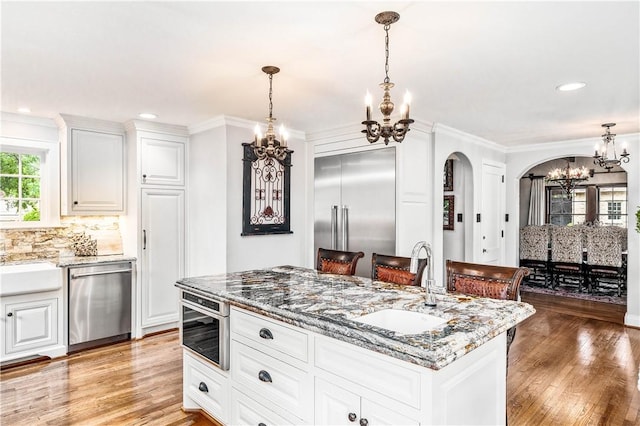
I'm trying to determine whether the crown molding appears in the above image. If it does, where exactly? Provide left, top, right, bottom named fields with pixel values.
left=55, top=113, right=125, bottom=134
left=124, top=119, right=189, bottom=137
left=307, top=117, right=434, bottom=145
left=1, top=112, right=57, bottom=128
left=189, top=114, right=305, bottom=140
left=432, top=122, right=506, bottom=153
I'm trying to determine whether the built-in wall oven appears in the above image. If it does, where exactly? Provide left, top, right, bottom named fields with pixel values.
left=180, top=290, right=229, bottom=371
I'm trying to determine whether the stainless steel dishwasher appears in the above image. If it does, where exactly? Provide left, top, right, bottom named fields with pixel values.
left=68, top=261, right=133, bottom=352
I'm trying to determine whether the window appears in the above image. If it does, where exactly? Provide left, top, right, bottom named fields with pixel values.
left=599, top=185, right=627, bottom=227
left=547, top=187, right=586, bottom=226
left=0, top=137, right=59, bottom=228
left=0, top=151, right=42, bottom=222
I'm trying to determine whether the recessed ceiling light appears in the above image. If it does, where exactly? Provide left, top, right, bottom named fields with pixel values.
left=138, top=112, right=157, bottom=119
left=17, top=107, right=31, bottom=113
left=556, top=82, right=586, bottom=92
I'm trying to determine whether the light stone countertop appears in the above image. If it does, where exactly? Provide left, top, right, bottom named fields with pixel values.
left=56, top=254, right=137, bottom=267
left=176, top=265, right=536, bottom=370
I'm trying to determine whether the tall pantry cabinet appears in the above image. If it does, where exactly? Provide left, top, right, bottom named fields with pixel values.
left=125, top=121, right=188, bottom=337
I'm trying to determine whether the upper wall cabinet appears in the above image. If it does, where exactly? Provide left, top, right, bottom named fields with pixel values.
left=140, top=135, right=185, bottom=186
left=56, top=114, right=126, bottom=215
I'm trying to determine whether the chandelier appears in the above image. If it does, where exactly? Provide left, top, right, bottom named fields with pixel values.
left=545, top=159, right=591, bottom=196
left=252, top=66, right=289, bottom=161
left=593, top=123, right=629, bottom=171
left=362, top=11, right=414, bottom=145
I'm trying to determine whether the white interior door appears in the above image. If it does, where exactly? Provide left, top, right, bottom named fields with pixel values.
left=480, top=162, right=505, bottom=265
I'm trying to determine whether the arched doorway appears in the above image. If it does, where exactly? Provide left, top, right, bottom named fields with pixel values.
left=442, top=152, right=473, bottom=265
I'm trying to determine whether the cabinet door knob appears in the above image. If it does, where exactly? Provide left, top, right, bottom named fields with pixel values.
left=73, top=201, right=78, bottom=205
left=258, top=370, right=272, bottom=383
left=259, top=328, right=273, bottom=340
left=348, top=413, right=357, bottom=422
left=7, top=312, right=13, bottom=317
left=142, top=174, right=147, bottom=182
left=198, top=382, right=208, bottom=393
left=359, top=418, right=368, bottom=426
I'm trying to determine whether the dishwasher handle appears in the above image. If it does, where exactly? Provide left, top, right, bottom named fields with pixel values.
left=71, top=268, right=132, bottom=279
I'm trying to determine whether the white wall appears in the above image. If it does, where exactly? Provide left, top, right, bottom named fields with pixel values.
left=505, top=133, right=640, bottom=327
left=188, top=121, right=227, bottom=276
left=432, top=124, right=507, bottom=283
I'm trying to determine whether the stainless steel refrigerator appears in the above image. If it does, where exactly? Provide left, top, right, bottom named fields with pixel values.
left=314, top=148, right=396, bottom=277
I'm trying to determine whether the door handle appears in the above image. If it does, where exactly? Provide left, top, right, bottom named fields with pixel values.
left=331, top=205, right=338, bottom=250
left=342, top=206, right=349, bottom=251
left=143, top=230, right=147, bottom=250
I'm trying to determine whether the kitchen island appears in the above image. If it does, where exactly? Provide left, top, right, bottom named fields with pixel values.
left=176, top=265, right=535, bottom=425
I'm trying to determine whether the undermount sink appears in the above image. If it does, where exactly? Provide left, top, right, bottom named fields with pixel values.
left=0, top=262, right=62, bottom=296
left=353, top=309, right=448, bottom=335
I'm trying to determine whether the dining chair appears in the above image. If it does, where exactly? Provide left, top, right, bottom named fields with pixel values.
left=585, top=227, right=625, bottom=296
left=316, top=248, right=365, bottom=276
left=519, top=225, right=550, bottom=287
left=549, top=226, right=585, bottom=292
left=371, top=253, right=426, bottom=286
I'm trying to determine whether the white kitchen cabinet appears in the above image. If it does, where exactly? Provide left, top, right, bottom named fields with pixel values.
left=1, top=291, right=65, bottom=362
left=140, top=135, right=185, bottom=186
left=124, top=120, right=189, bottom=337
left=140, top=188, right=185, bottom=328
left=315, top=378, right=418, bottom=426
left=57, top=114, right=125, bottom=214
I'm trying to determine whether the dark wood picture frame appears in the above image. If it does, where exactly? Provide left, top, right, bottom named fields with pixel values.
left=241, top=143, right=294, bottom=236
left=444, top=159, right=454, bottom=191
left=443, top=195, right=454, bottom=230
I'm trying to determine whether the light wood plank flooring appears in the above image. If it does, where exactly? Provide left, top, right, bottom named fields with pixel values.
left=2, top=295, right=639, bottom=425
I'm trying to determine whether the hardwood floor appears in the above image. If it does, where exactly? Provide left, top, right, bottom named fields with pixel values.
left=1, top=298, right=638, bottom=425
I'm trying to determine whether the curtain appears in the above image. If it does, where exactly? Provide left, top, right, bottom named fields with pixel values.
left=528, top=178, right=545, bottom=225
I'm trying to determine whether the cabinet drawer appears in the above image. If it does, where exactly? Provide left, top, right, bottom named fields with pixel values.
left=231, top=339, right=312, bottom=420
left=315, top=335, right=421, bottom=409
left=231, top=307, right=308, bottom=363
left=184, top=351, right=228, bottom=423
left=231, top=388, right=304, bottom=426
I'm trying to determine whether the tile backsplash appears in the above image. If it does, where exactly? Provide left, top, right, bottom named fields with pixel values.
left=1, top=216, right=123, bottom=263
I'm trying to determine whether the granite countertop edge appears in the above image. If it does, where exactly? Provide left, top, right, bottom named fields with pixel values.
left=1, top=254, right=137, bottom=268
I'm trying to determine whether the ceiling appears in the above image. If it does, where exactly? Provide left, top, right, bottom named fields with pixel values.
left=2, top=1, right=639, bottom=147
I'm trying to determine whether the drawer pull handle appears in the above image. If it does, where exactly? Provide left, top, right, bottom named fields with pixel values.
left=258, top=423, right=267, bottom=426
left=259, top=328, right=273, bottom=339
left=348, top=413, right=357, bottom=422
left=198, top=382, right=208, bottom=393
left=258, top=370, right=272, bottom=383
left=359, top=418, right=368, bottom=426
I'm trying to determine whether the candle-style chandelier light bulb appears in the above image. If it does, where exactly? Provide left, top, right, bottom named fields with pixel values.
left=362, top=11, right=414, bottom=145
left=252, top=66, right=288, bottom=161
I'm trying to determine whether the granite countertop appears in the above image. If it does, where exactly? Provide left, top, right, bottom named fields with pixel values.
left=176, top=265, right=536, bottom=370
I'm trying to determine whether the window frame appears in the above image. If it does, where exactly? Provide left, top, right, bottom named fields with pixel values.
left=0, top=138, right=60, bottom=229
left=598, top=184, right=627, bottom=227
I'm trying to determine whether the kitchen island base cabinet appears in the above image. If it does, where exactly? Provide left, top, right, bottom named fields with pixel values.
left=226, top=307, right=507, bottom=425
left=183, top=350, right=229, bottom=424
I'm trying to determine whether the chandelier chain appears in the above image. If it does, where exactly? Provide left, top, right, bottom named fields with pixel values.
left=268, top=73, right=274, bottom=120
left=384, top=24, right=391, bottom=84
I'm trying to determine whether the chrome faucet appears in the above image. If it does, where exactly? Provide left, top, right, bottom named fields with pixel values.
left=409, top=241, right=437, bottom=307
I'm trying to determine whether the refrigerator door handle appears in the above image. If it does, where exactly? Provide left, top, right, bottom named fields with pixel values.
left=331, top=205, right=339, bottom=250
left=342, top=206, right=349, bottom=251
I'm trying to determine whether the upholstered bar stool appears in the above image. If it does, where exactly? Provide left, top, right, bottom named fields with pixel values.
left=371, top=253, right=426, bottom=286
left=445, top=260, right=529, bottom=353
left=316, top=248, right=365, bottom=276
